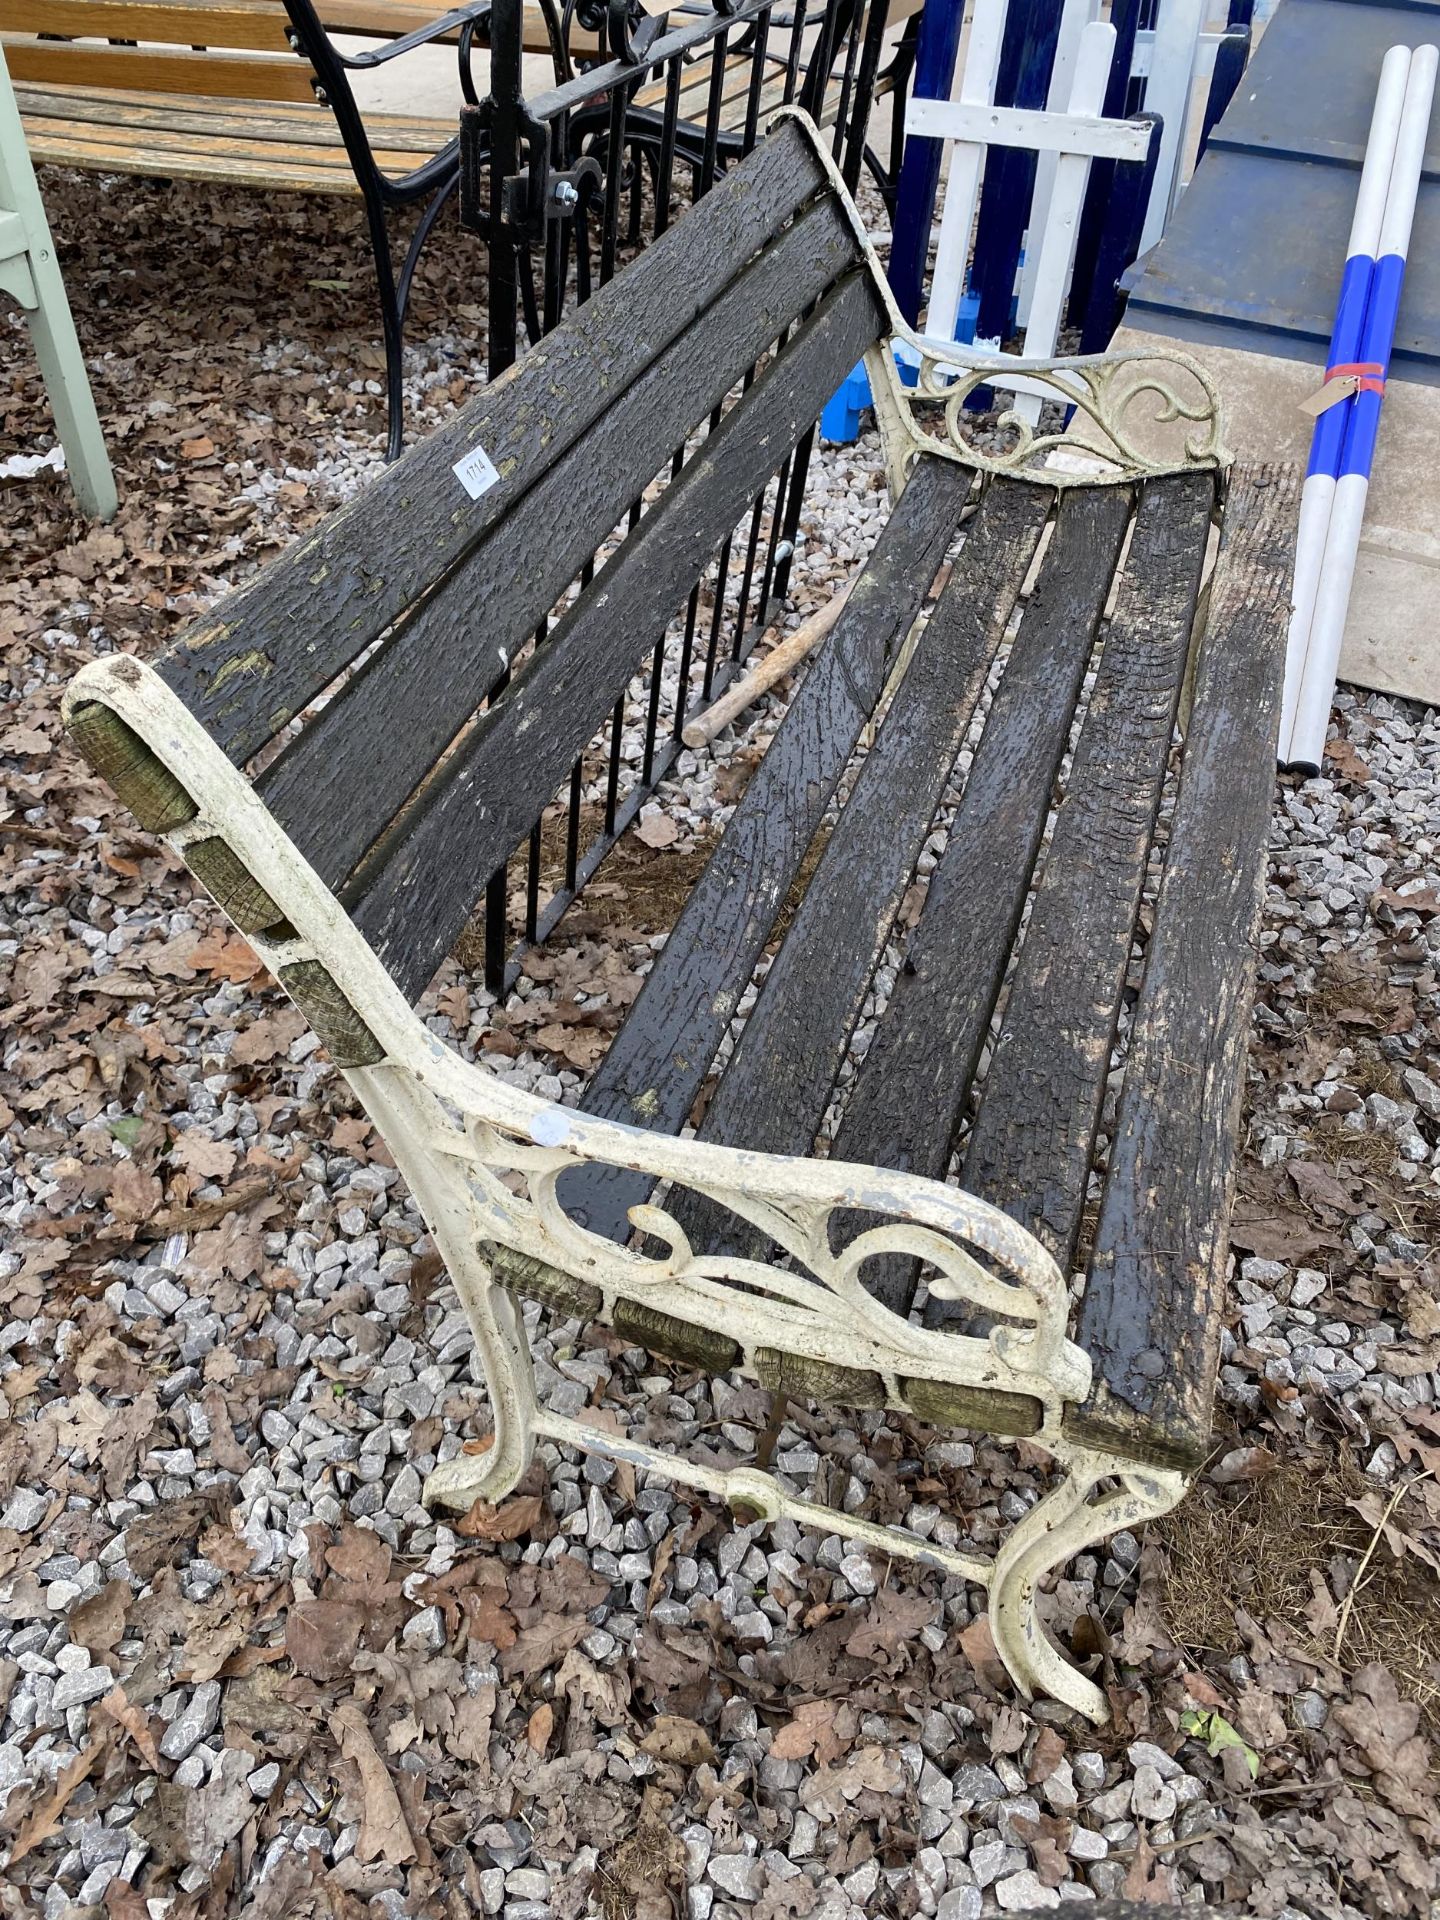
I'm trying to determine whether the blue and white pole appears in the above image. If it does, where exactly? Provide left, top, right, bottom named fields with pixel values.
left=1283, top=42, right=1438, bottom=774
left=1277, top=44, right=1410, bottom=769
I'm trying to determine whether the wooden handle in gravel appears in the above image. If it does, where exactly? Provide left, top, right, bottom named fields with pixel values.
left=681, top=582, right=853, bottom=749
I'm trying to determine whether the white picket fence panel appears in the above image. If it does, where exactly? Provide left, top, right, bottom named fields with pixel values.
left=905, top=0, right=1148, bottom=422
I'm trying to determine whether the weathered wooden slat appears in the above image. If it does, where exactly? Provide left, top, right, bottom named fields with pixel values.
left=16, top=91, right=445, bottom=186
left=7, top=0, right=580, bottom=59
left=154, top=118, right=835, bottom=761
left=6, top=0, right=294, bottom=50
left=676, top=479, right=1051, bottom=1258
left=5, top=42, right=318, bottom=102
left=15, top=83, right=447, bottom=141
left=828, top=484, right=1134, bottom=1316
left=1063, top=465, right=1295, bottom=1471
left=17, top=123, right=383, bottom=191
left=554, top=454, right=975, bottom=1247
left=348, top=271, right=887, bottom=1001
left=257, top=198, right=861, bottom=883
left=961, top=472, right=1214, bottom=1271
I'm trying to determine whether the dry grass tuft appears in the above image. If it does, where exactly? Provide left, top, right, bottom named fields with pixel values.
left=1156, top=1458, right=1440, bottom=1727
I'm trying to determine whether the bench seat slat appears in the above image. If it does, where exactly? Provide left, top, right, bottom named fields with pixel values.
left=961, top=471, right=1215, bottom=1271
left=348, top=270, right=885, bottom=1001
left=828, top=484, right=1134, bottom=1315
left=153, top=116, right=831, bottom=762
left=15, top=111, right=442, bottom=188
left=256, top=197, right=862, bottom=885
left=684, top=479, right=1051, bottom=1190
left=555, top=453, right=976, bottom=1245
left=1063, top=466, right=1294, bottom=1471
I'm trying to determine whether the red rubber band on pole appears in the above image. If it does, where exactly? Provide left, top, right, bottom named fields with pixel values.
left=1324, top=360, right=1387, bottom=395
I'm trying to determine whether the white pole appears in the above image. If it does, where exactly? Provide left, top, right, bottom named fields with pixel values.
left=1276, top=43, right=1411, bottom=764
left=1286, top=43, right=1437, bottom=774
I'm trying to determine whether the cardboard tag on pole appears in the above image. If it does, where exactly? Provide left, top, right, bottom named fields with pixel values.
left=1299, top=374, right=1359, bottom=418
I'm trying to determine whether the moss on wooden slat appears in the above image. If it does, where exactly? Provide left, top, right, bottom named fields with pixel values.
left=277, top=961, right=384, bottom=1069
left=67, top=702, right=198, bottom=833
left=900, top=1375, right=1043, bottom=1438
left=491, top=1246, right=602, bottom=1323
left=754, top=1349, right=887, bottom=1410
left=185, top=836, right=289, bottom=935
left=612, top=1299, right=740, bottom=1373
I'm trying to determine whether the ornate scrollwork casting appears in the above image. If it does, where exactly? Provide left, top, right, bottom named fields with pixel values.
left=419, top=1093, right=1091, bottom=1421
left=892, top=337, right=1232, bottom=487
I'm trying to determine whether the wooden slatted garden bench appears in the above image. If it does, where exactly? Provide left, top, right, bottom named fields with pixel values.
left=63, top=111, right=1294, bottom=1724
left=1, top=0, right=593, bottom=456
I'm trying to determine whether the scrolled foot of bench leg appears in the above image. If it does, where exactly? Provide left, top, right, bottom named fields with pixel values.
left=988, top=1457, right=1187, bottom=1726
left=422, top=1270, right=537, bottom=1514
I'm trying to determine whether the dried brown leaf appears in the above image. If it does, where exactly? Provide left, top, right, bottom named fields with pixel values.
left=334, top=1703, right=416, bottom=1866
left=638, top=1714, right=715, bottom=1767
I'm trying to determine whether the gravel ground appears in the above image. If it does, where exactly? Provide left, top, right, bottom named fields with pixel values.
left=3, top=167, right=1440, bottom=1920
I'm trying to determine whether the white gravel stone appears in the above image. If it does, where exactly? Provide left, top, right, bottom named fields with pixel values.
left=1, top=1488, right=49, bottom=1533
left=837, top=1552, right=877, bottom=1595
left=159, top=1681, right=222, bottom=1761
left=708, top=1854, right=764, bottom=1902
left=1131, top=1764, right=1178, bottom=1824
left=51, top=1666, right=115, bottom=1712
left=996, top=1870, right=1059, bottom=1911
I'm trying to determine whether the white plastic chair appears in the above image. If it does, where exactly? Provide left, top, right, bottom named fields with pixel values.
left=1, top=44, right=116, bottom=519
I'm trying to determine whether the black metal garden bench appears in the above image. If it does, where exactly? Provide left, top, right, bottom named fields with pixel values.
left=64, top=112, right=1294, bottom=1724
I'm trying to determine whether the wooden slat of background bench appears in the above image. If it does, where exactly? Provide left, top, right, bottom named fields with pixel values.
left=1064, top=466, right=1295, bottom=1471
left=3, top=0, right=586, bottom=56
left=4, top=40, right=319, bottom=100
left=677, top=478, right=1050, bottom=1260
left=830, top=485, right=1134, bottom=1317
left=14, top=83, right=449, bottom=143
left=348, top=271, right=884, bottom=1000
left=6, top=0, right=291, bottom=48
left=7, top=0, right=289, bottom=44
left=156, top=118, right=830, bottom=759
left=16, top=88, right=445, bottom=184
left=960, top=472, right=1215, bottom=1274
left=554, top=453, right=974, bottom=1246
left=257, top=197, right=860, bottom=886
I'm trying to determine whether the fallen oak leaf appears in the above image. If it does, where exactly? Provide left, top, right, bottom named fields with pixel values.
left=8, top=1731, right=112, bottom=1863
left=639, top=1714, right=715, bottom=1767
left=770, top=1699, right=846, bottom=1765
left=334, top=1703, right=416, bottom=1866
left=456, top=1492, right=545, bottom=1542
left=635, top=810, right=678, bottom=849
left=188, top=927, right=267, bottom=984
left=526, top=1702, right=553, bottom=1754
left=459, top=1586, right=518, bottom=1651
left=98, top=1685, right=164, bottom=1771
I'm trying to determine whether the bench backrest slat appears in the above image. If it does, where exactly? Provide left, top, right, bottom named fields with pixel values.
left=156, top=116, right=833, bottom=764
left=4, top=42, right=317, bottom=101
left=346, top=269, right=885, bottom=1002
left=256, top=195, right=862, bottom=888
left=5, top=0, right=296, bottom=51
